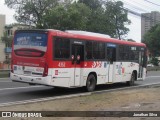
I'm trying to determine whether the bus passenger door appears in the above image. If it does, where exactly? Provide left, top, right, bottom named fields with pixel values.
left=71, top=45, right=84, bottom=86
left=138, top=51, right=144, bottom=78
left=107, top=45, right=117, bottom=83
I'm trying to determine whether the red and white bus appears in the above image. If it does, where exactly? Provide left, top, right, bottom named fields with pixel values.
left=10, top=29, right=147, bottom=91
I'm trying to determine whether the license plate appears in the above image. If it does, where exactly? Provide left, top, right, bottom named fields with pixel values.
left=24, top=71, right=31, bottom=75
left=14, top=66, right=17, bottom=70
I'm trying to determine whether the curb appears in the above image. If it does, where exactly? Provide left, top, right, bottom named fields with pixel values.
left=93, top=82, right=160, bottom=94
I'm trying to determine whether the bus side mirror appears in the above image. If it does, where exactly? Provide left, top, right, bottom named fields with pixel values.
left=76, top=55, right=80, bottom=64
left=71, top=55, right=74, bottom=64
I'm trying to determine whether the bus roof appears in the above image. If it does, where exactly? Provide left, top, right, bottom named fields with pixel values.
left=54, top=30, right=146, bottom=47
left=15, top=29, right=146, bottom=47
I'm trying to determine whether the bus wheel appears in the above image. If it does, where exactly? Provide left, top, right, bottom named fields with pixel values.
left=86, top=74, right=96, bottom=92
left=127, top=72, right=135, bottom=86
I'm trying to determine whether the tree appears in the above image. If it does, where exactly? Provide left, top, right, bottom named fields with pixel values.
left=5, top=0, right=58, bottom=28
left=78, top=0, right=109, bottom=34
left=151, top=57, right=159, bottom=66
left=78, top=0, right=102, bottom=10
left=1, top=32, right=13, bottom=48
left=127, top=39, right=136, bottom=42
left=5, top=0, right=131, bottom=38
left=78, top=0, right=130, bottom=38
left=43, top=3, right=91, bottom=30
left=104, top=1, right=131, bottom=39
left=142, top=24, right=160, bottom=57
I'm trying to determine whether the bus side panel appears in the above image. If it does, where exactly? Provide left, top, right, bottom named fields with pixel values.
left=49, top=68, right=71, bottom=87
left=82, top=61, right=110, bottom=86
left=142, top=68, right=147, bottom=80
left=108, top=64, right=113, bottom=83
left=113, top=62, right=139, bottom=83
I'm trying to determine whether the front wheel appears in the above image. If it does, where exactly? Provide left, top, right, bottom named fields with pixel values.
left=127, top=72, right=135, bottom=86
left=86, top=74, right=97, bottom=92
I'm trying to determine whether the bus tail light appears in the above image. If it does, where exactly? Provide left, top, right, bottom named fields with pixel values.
left=43, top=63, right=48, bottom=77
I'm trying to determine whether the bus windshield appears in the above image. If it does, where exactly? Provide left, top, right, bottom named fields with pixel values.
left=14, top=32, right=48, bottom=57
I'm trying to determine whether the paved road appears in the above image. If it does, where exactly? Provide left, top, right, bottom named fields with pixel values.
left=0, top=71, right=159, bottom=105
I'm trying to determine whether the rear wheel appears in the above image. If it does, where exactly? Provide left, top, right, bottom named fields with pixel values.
left=127, top=72, right=135, bottom=86
left=86, top=74, right=96, bottom=92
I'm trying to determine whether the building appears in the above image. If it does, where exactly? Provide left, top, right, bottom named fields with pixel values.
left=141, top=11, right=160, bottom=39
left=0, top=14, right=6, bottom=64
left=0, top=14, right=5, bottom=38
left=5, top=23, right=33, bottom=37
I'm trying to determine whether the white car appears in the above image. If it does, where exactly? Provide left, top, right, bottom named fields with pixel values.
left=147, top=64, right=154, bottom=67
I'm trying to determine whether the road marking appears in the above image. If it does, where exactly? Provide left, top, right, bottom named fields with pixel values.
left=0, top=86, right=43, bottom=91
left=0, top=93, right=91, bottom=107
left=146, top=76, right=160, bottom=78
left=0, top=81, right=12, bottom=82
left=0, top=78, right=10, bottom=80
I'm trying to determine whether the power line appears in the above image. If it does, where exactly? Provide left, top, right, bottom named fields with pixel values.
left=144, top=0, right=160, bottom=7
left=121, top=0, right=149, bottom=13
left=122, top=0, right=160, bottom=12
left=104, top=0, right=159, bottom=22
left=117, top=0, right=160, bottom=23
left=123, top=2, right=148, bottom=13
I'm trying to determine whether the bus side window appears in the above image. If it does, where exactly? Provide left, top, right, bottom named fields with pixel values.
left=107, top=47, right=116, bottom=63
left=85, top=41, right=93, bottom=59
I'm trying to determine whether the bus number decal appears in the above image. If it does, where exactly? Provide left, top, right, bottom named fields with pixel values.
left=58, top=62, right=66, bottom=68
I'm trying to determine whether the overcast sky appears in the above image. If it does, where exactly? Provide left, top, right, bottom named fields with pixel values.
left=0, top=0, right=160, bottom=43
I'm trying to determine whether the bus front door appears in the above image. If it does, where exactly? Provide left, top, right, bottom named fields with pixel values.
left=138, top=51, right=144, bottom=78
left=71, top=45, right=84, bottom=86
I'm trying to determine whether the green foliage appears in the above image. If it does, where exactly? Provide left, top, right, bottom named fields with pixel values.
left=151, top=57, right=159, bottom=66
left=5, top=0, right=58, bottom=28
left=78, top=0, right=130, bottom=38
left=5, top=0, right=131, bottom=38
left=127, top=39, right=136, bottom=42
left=104, top=1, right=131, bottom=39
left=78, top=0, right=102, bottom=10
left=43, top=3, right=91, bottom=30
left=142, top=24, right=160, bottom=57
left=1, top=32, right=13, bottom=47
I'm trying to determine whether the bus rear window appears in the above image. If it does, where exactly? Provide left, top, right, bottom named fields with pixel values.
left=14, top=32, right=47, bottom=57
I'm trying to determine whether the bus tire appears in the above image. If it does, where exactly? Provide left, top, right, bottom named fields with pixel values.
left=86, top=74, right=96, bottom=92
left=127, top=72, right=135, bottom=86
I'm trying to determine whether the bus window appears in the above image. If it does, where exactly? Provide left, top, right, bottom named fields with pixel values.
left=14, top=32, right=48, bottom=57
left=86, top=41, right=93, bottom=59
left=93, top=42, right=105, bottom=59
left=54, top=38, right=70, bottom=59
left=106, top=43, right=117, bottom=63
left=107, top=47, right=116, bottom=63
